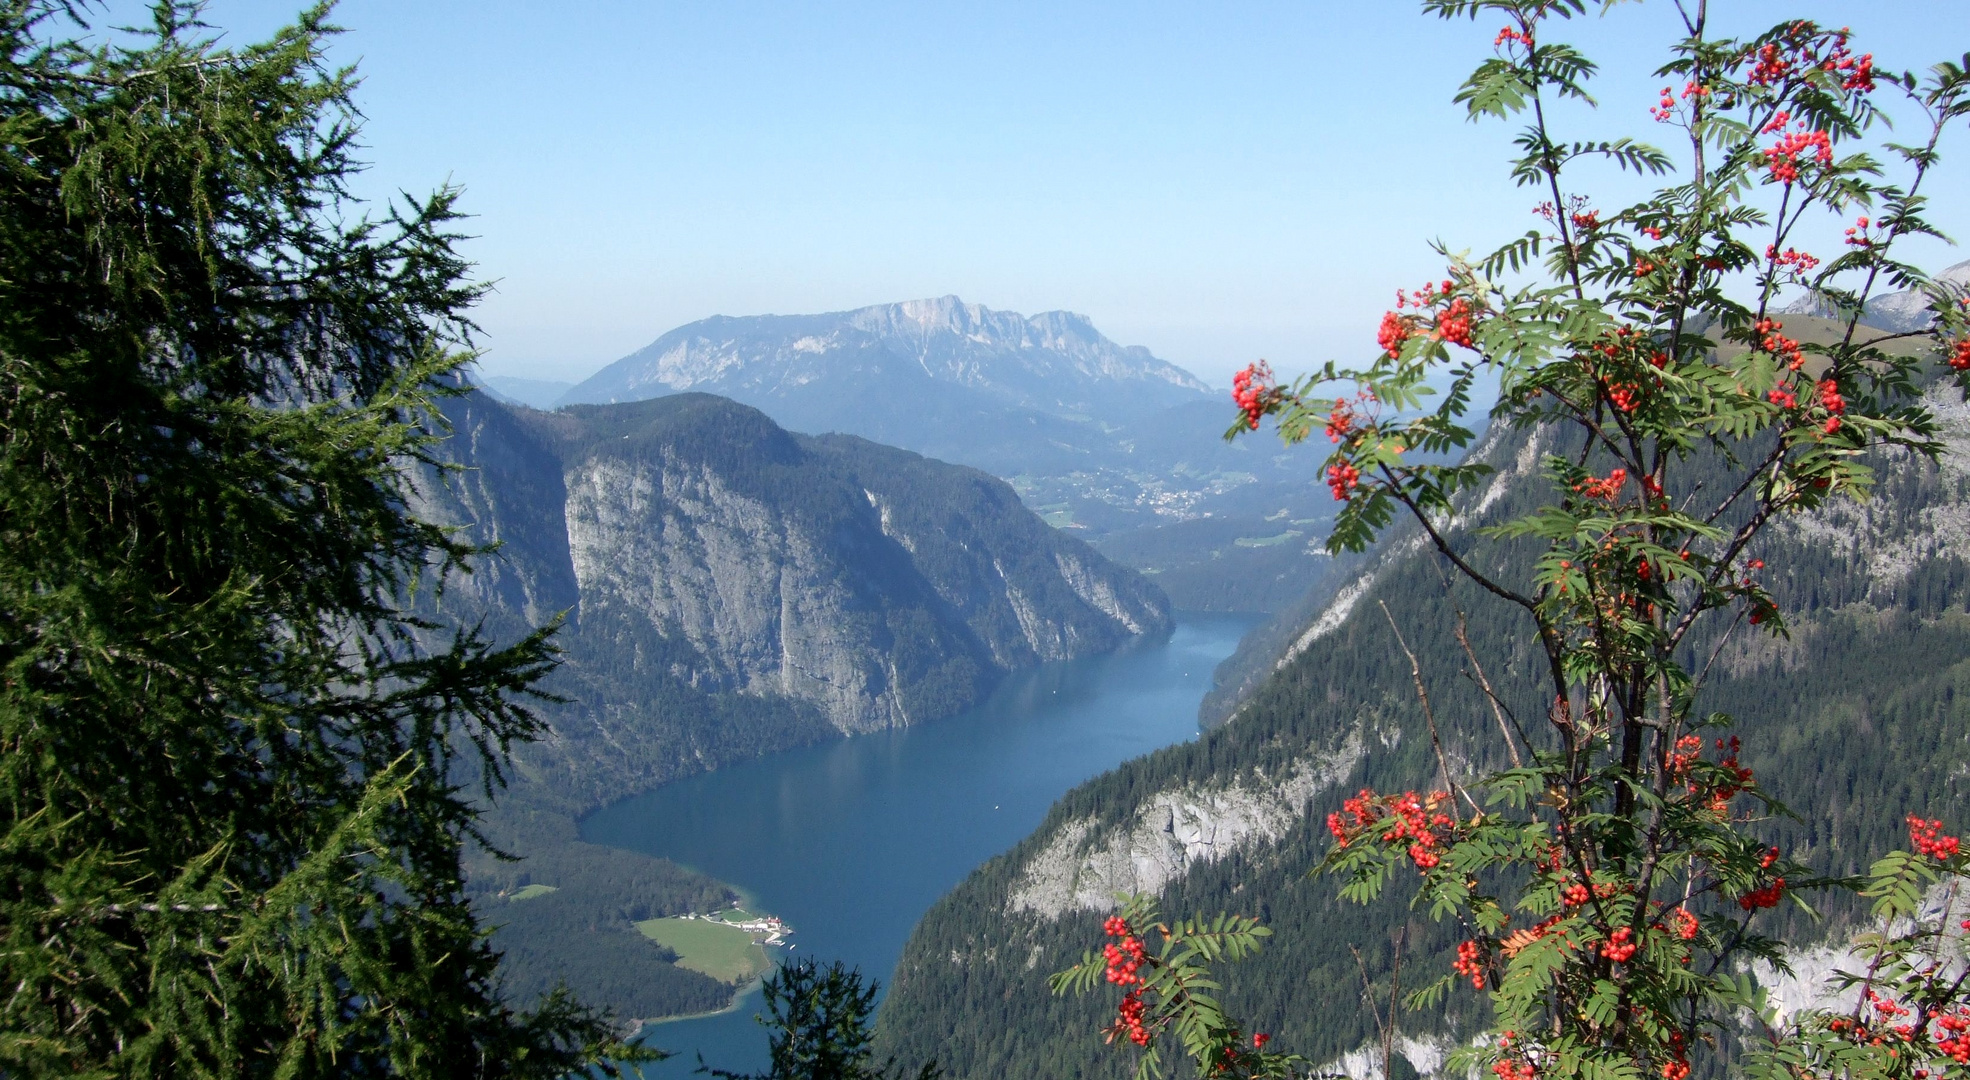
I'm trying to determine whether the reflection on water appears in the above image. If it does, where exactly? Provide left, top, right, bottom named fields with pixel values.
left=579, top=614, right=1258, bottom=1077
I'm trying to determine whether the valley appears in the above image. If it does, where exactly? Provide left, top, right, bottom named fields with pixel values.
left=31, top=4, right=1970, bottom=1077
left=579, top=613, right=1259, bottom=1075
left=406, top=388, right=1174, bottom=1023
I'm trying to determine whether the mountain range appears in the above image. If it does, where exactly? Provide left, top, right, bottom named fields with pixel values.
left=549, top=298, right=1342, bottom=613
left=1780, top=258, right=1970, bottom=331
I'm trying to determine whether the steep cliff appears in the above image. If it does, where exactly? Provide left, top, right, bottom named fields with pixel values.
left=408, top=389, right=1169, bottom=1023
left=556, top=297, right=1340, bottom=613
left=875, top=323, right=1970, bottom=1078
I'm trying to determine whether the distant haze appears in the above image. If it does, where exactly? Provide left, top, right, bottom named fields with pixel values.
left=179, top=1, right=1970, bottom=386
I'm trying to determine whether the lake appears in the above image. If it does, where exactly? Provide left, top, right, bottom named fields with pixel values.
left=580, top=612, right=1259, bottom=1077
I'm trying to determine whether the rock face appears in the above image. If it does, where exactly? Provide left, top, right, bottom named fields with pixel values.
left=1006, top=732, right=1366, bottom=917
left=553, top=297, right=1341, bottom=614
left=421, top=390, right=1171, bottom=752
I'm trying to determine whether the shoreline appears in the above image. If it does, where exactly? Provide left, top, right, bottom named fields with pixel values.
left=632, top=976, right=762, bottom=1036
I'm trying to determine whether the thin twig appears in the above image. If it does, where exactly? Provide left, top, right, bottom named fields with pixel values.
left=1455, top=609, right=1525, bottom=768
left=1351, top=928, right=1408, bottom=1080
left=1380, top=600, right=1477, bottom=817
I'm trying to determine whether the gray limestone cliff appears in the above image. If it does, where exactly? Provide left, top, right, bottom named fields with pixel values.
left=415, top=390, right=1171, bottom=801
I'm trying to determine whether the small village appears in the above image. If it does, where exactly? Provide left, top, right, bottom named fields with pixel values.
left=681, top=909, right=794, bottom=947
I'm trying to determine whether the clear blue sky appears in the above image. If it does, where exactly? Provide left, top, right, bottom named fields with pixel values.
left=182, top=2, right=1969, bottom=386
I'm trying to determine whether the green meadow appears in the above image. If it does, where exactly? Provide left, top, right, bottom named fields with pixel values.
left=634, top=917, right=771, bottom=984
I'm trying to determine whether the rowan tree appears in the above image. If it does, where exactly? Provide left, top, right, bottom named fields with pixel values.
left=1056, top=4, right=1970, bottom=1079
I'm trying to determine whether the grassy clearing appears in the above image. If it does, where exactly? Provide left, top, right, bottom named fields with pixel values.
left=1234, top=530, right=1302, bottom=548
left=635, top=918, right=770, bottom=984
left=507, top=884, right=558, bottom=901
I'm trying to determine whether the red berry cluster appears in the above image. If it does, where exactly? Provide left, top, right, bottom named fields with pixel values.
left=1454, top=940, right=1488, bottom=989
left=1668, top=906, right=1700, bottom=941
left=1818, top=379, right=1845, bottom=435
left=1647, top=82, right=1708, bottom=123
left=1325, top=390, right=1378, bottom=445
left=1767, top=244, right=1820, bottom=273
left=1231, top=362, right=1275, bottom=431
left=1599, top=926, right=1638, bottom=963
left=1381, top=280, right=1478, bottom=358
left=1760, top=114, right=1833, bottom=185
left=1326, top=788, right=1454, bottom=870
left=1494, top=26, right=1532, bottom=50
left=1326, top=398, right=1356, bottom=443
left=1581, top=326, right=1666, bottom=413
left=1702, top=736, right=1753, bottom=811
left=1396, top=280, right=1454, bottom=310
left=1738, top=877, right=1786, bottom=910
left=1667, top=734, right=1705, bottom=780
left=1493, top=1059, right=1536, bottom=1080
left=1744, top=23, right=1872, bottom=92
left=1436, top=297, right=1476, bottom=349
left=1747, top=41, right=1794, bottom=86
left=1908, top=816, right=1962, bottom=860
left=1845, top=215, right=1876, bottom=247
left=1116, top=991, right=1149, bottom=1047
left=1825, top=991, right=1970, bottom=1068
left=1378, top=310, right=1416, bottom=360
left=1574, top=468, right=1627, bottom=503
left=1326, top=461, right=1360, bottom=502
left=1951, top=340, right=1970, bottom=371
left=1754, top=318, right=1805, bottom=370
left=1938, top=1008, right=1970, bottom=1064
left=1767, top=385, right=1797, bottom=409
left=1102, top=943, right=1145, bottom=986
left=1492, top=1034, right=1536, bottom=1080
left=1818, top=29, right=1876, bottom=92
left=1101, top=917, right=1153, bottom=1047
left=1208, top=1032, right=1273, bottom=1077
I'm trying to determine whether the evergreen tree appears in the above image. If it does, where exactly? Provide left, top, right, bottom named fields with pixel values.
left=0, top=2, right=645, bottom=1074
left=713, top=961, right=940, bottom=1080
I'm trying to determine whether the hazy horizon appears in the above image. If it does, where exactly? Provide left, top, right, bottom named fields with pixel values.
left=169, top=1, right=1970, bottom=388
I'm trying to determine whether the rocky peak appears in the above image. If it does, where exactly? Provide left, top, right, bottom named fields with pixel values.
left=558, top=297, right=1210, bottom=414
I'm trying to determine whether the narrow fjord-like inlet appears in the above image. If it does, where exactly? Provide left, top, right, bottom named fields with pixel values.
left=580, top=613, right=1259, bottom=1076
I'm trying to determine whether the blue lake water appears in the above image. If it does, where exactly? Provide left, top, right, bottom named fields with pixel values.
left=578, top=613, right=1259, bottom=1077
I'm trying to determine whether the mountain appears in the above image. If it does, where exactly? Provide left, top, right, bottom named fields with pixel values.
left=874, top=319, right=1970, bottom=1078
left=558, top=298, right=1342, bottom=613
left=561, top=296, right=1208, bottom=441
left=1779, top=258, right=1970, bottom=332
left=406, top=389, right=1170, bottom=1023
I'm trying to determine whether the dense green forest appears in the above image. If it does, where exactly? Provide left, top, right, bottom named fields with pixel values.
left=876, top=331, right=1970, bottom=1078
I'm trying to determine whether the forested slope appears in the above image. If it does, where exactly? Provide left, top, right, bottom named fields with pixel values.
left=876, top=328, right=1970, bottom=1077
